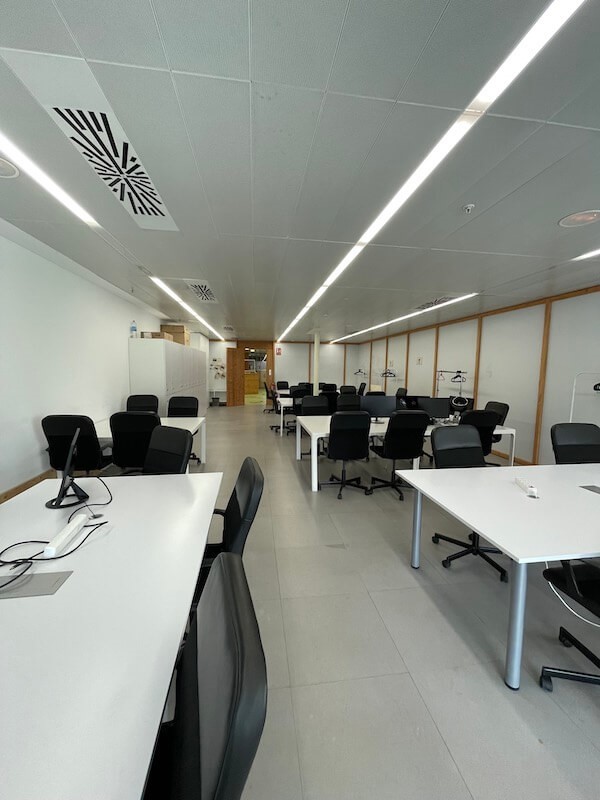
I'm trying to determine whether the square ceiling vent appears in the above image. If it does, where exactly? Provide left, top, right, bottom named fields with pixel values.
left=185, top=280, right=218, bottom=303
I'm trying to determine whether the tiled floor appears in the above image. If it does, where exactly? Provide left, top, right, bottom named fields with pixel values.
left=194, top=405, right=600, bottom=800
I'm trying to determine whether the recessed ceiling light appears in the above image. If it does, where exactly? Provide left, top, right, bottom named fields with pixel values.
left=571, top=246, right=600, bottom=262
left=558, top=210, right=600, bottom=227
left=0, top=156, right=19, bottom=179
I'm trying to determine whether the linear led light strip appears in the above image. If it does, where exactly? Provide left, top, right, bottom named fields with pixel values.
left=330, top=293, right=478, bottom=343
left=277, top=0, right=588, bottom=341
left=151, top=277, right=224, bottom=340
left=572, top=247, right=600, bottom=261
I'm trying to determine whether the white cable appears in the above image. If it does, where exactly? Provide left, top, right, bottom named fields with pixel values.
left=544, top=562, right=600, bottom=628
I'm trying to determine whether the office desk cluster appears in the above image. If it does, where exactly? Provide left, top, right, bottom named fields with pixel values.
left=95, top=415, right=207, bottom=463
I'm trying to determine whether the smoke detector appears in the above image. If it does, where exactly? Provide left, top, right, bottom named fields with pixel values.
left=558, top=210, right=600, bottom=228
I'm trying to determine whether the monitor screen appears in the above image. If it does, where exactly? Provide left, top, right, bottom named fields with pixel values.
left=418, top=397, right=451, bottom=420
left=360, top=395, right=397, bottom=419
left=404, top=395, right=428, bottom=410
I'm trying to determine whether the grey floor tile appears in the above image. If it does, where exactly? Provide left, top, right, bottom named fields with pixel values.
left=292, top=675, right=472, bottom=800
left=347, top=541, right=450, bottom=591
left=276, top=545, right=367, bottom=598
left=254, top=598, right=290, bottom=689
left=329, top=510, right=398, bottom=548
left=242, top=688, right=303, bottom=800
left=273, top=512, right=344, bottom=548
left=243, top=549, right=280, bottom=601
left=282, top=593, right=406, bottom=686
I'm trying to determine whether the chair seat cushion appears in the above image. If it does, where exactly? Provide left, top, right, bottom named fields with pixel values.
left=543, top=563, right=600, bottom=617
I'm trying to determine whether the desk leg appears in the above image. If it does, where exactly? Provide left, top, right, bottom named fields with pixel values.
left=280, top=405, right=285, bottom=437
left=410, top=490, right=422, bottom=569
left=311, top=437, right=319, bottom=492
left=296, top=422, right=302, bottom=461
left=509, top=434, right=515, bottom=466
left=412, top=456, right=420, bottom=471
left=200, top=420, right=206, bottom=464
left=505, top=561, right=527, bottom=690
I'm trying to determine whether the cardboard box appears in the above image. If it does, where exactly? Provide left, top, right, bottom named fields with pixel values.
left=160, top=324, right=190, bottom=346
left=142, top=331, right=174, bottom=341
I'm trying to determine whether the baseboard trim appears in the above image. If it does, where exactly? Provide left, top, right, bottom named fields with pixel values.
left=0, top=469, right=56, bottom=505
left=491, top=449, right=532, bottom=466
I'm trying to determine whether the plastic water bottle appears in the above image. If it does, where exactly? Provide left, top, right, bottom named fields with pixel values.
left=129, top=320, right=137, bottom=338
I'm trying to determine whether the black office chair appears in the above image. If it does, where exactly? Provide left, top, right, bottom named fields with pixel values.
left=142, top=426, right=192, bottom=474
left=319, top=390, right=339, bottom=415
left=540, top=561, right=600, bottom=692
left=299, top=382, right=313, bottom=393
left=357, top=382, right=367, bottom=396
left=337, top=394, right=361, bottom=411
left=395, top=387, right=407, bottom=399
left=144, top=553, right=267, bottom=800
left=551, top=423, right=600, bottom=464
left=365, top=390, right=385, bottom=396
left=431, top=425, right=508, bottom=582
left=276, top=380, right=289, bottom=391
left=365, top=410, right=429, bottom=499
left=459, top=410, right=499, bottom=458
left=42, top=415, right=112, bottom=472
left=299, top=395, right=329, bottom=457
left=126, top=394, right=159, bottom=413
left=320, top=411, right=370, bottom=499
left=168, top=396, right=200, bottom=462
left=340, top=385, right=357, bottom=394
left=109, top=411, right=161, bottom=470
left=286, top=387, right=311, bottom=435
left=484, top=401, right=509, bottom=440
left=322, top=382, right=337, bottom=392
left=263, top=382, right=275, bottom=413
left=318, top=382, right=326, bottom=390
left=395, top=388, right=408, bottom=410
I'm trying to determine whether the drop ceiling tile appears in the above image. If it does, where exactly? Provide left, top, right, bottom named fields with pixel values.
left=399, top=0, right=550, bottom=109
left=55, top=0, right=167, bottom=68
left=252, top=0, right=346, bottom=89
left=152, top=0, right=249, bottom=78
left=292, top=93, right=393, bottom=240
left=252, top=237, right=288, bottom=283
left=334, top=244, right=425, bottom=289
left=175, top=73, right=251, bottom=235
left=252, top=83, right=323, bottom=237
left=329, top=0, right=448, bottom=99
left=0, top=1, right=78, bottom=56
left=551, top=77, right=600, bottom=131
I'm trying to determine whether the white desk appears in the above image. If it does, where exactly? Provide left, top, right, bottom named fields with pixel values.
left=0, top=473, right=222, bottom=800
left=396, top=464, right=600, bottom=689
left=95, top=416, right=207, bottom=463
left=296, top=416, right=516, bottom=492
left=278, top=397, right=293, bottom=436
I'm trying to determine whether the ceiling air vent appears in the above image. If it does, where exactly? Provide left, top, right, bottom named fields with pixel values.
left=185, top=280, right=218, bottom=303
left=223, top=325, right=235, bottom=332
left=415, top=296, right=456, bottom=311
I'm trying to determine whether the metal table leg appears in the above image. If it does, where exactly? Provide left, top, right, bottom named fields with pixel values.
left=411, top=490, right=423, bottom=569
left=505, top=561, right=527, bottom=690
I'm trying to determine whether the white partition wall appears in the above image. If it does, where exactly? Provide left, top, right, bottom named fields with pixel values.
left=539, top=292, right=600, bottom=464
left=275, top=342, right=309, bottom=385
left=385, top=335, right=407, bottom=393
left=208, top=340, right=237, bottom=401
left=356, top=342, right=371, bottom=387
left=370, top=340, right=386, bottom=391
left=344, top=345, right=358, bottom=385
left=406, top=329, right=436, bottom=396
left=318, top=343, right=344, bottom=387
left=436, top=320, right=478, bottom=398
left=478, top=306, right=545, bottom=461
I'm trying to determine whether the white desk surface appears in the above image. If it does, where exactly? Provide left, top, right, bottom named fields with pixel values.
left=397, top=464, right=600, bottom=563
left=95, top=416, right=204, bottom=438
left=0, top=472, right=222, bottom=800
left=298, top=415, right=514, bottom=440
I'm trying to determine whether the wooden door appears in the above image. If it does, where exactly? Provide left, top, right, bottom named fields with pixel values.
left=226, top=347, right=245, bottom=406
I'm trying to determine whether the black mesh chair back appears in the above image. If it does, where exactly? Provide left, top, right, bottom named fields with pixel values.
left=318, top=382, right=326, bottom=390
left=298, top=382, right=313, bottom=392
left=485, top=401, right=509, bottom=444
left=41, top=415, right=109, bottom=471
left=551, top=423, right=600, bottom=464
left=276, top=381, right=289, bottom=390
left=221, top=457, right=265, bottom=555
left=366, top=390, right=385, bottom=396
left=166, top=554, right=267, bottom=800
left=459, top=410, right=499, bottom=456
left=291, top=386, right=311, bottom=414
left=337, top=394, right=361, bottom=411
left=319, top=391, right=339, bottom=414
left=328, top=411, right=370, bottom=461
left=126, top=394, right=159, bottom=413
left=381, top=411, right=429, bottom=460
left=168, top=396, right=199, bottom=417
left=322, top=383, right=337, bottom=392
left=301, top=395, right=329, bottom=415
left=142, top=426, right=192, bottom=474
left=432, top=425, right=486, bottom=468
left=109, top=411, right=161, bottom=469
left=395, top=387, right=407, bottom=399
left=340, top=385, right=357, bottom=394
left=357, top=382, right=367, bottom=396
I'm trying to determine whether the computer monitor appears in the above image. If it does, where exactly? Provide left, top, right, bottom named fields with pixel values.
left=404, top=395, right=427, bottom=410
left=45, top=427, right=90, bottom=509
left=418, top=397, right=451, bottom=421
left=360, top=395, right=397, bottom=421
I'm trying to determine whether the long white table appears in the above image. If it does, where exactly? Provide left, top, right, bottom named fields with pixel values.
left=0, top=473, right=222, bottom=799
left=397, top=464, right=600, bottom=690
left=296, top=415, right=517, bottom=492
left=95, top=416, right=207, bottom=463
left=278, top=397, right=293, bottom=436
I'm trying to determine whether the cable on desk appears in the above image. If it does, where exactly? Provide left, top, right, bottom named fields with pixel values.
left=67, top=476, right=113, bottom=523
left=544, top=561, right=600, bottom=628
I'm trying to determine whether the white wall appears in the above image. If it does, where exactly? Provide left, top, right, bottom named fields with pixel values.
left=190, top=332, right=210, bottom=404
left=318, top=343, right=344, bottom=387
left=208, top=340, right=237, bottom=395
left=356, top=342, right=371, bottom=387
left=478, top=306, right=544, bottom=461
left=407, top=329, right=436, bottom=396
left=436, top=320, right=478, bottom=398
left=539, top=292, right=600, bottom=464
left=386, top=334, right=407, bottom=393
left=0, top=232, right=161, bottom=492
left=275, top=342, right=309, bottom=386
left=370, top=340, right=386, bottom=391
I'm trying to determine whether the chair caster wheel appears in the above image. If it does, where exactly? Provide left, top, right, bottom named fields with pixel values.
left=432, top=535, right=439, bottom=544
left=500, top=573, right=508, bottom=583
left=559, top=633, right=573, bottom=648
left=442, top=558, right=451, bottom=569
left=337, top=493, right=343, bottom=500
left=365, top=488, right=373, bottom=495
left=539, top=674, right=553, bottom=692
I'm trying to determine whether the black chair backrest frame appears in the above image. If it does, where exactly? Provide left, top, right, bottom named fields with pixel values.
left=551, top=423, right=600, bottom=464
left=432, top=425, right=486, bottom=469
left=337, top=394, right=361, bottom=411
left=126, top=394, right=159, bottom=413
left=109, top=411, right=161, bottom=469
left=41, top=414, right=105, bottom=472
left=143, top=426, right=193, bottom=474
left=222, top=457, right=265, bottom=555
left=327, top=411, right=371, bottom=462
left=459, top=410, right=499, bottom=457
left=301, top=395, right=329, bottom=415
left=380, top=410, right=429, bottom=461
left=168, top=396, right=199, bottom=417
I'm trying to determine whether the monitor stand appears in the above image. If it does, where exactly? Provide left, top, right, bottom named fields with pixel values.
left=45, top=480, right=89, bottom=510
